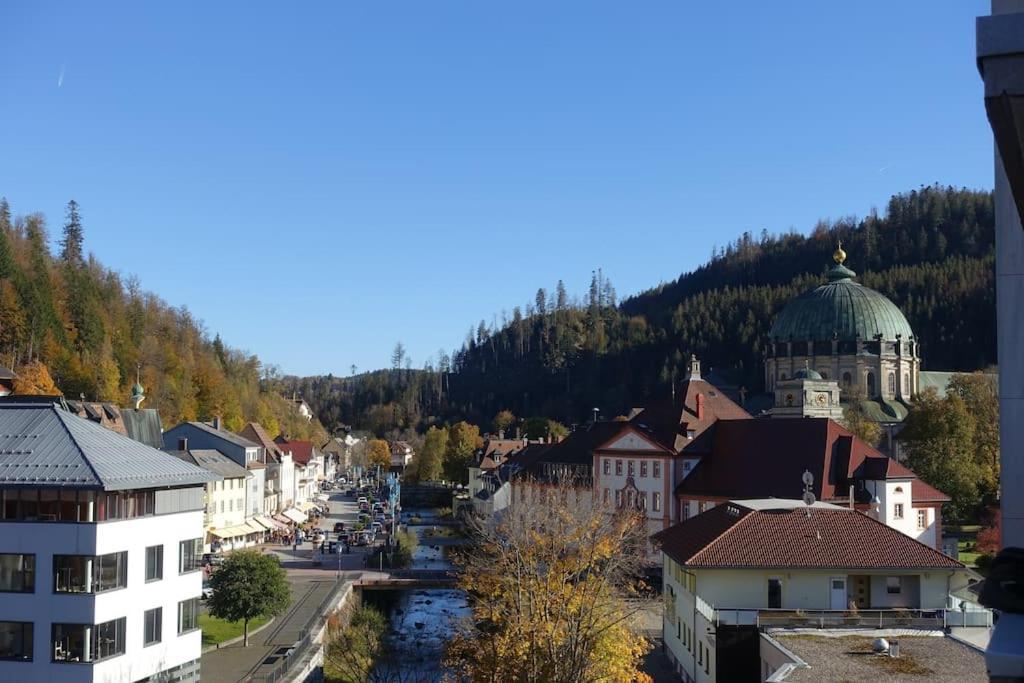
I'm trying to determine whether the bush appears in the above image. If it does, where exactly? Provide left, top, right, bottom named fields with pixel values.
left=975, top=553, right=994, bottom=571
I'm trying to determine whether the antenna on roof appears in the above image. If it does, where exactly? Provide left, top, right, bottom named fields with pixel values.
left=801, top=469, right=816, bottom=517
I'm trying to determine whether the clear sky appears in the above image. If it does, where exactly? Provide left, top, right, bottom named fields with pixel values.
left=0, top=1, right=993, bottom=377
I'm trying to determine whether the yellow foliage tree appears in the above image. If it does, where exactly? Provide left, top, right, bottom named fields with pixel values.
left=366, top=439, right=391, bottom=471
left=13, top=360, right=61, bottom=395
left=448, top=480, right=653, bottom=682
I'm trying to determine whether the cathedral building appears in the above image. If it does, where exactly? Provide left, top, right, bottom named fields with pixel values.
left=765, top=244, right=920, bottom=423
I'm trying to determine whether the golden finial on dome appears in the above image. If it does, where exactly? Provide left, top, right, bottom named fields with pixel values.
left=833, top=241, right=847, bottom=265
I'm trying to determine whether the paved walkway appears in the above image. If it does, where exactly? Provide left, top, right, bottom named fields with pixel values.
left=201, top=488, right=385, bottom=682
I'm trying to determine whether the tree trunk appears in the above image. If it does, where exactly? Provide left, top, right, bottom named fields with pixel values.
left=243, top=618, right=249, bottom=647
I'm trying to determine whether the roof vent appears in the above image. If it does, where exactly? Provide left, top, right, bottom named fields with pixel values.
left=726, top=505, right=741, bottom=517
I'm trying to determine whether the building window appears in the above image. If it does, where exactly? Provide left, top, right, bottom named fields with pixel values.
left=178, top=598, right=200, bottom=634
left=602, top=489, right=609, bottom=505
left=886, top=577, right=902, bottom=594
left=615, top=460, right=622, bottom=476
left=52, top=618, right=126, bottom=663
left=53, top=552, right=127, bottom=594
left=917, top=509, right=927, bottom=529
left=603, top=460, right=610, bottom=475
left=0, top=621, right=32, bottom=661
left=640, top=462, right=648, bottom=478
left=682, top=502, right=690, bottom=520
left=867, top=372, right=876, bottom=397
left=894, top=503, right=904, bottom=519
left=0, top=489, right=96, bottom=522
left=699, top=641, right=703, bottom=667
left=179, top=539, right=202, bottom=574
left=652, top=462, right=661, bottom=478
left=842, top=371, right=852, bottom=387
left=614, top=490, right=621, bottom=507
left=653, top=492, right=661, bottom=512
left=0, top=554, right=34, bottom=593
left=627, top=461, right=635, bottom=476
left=144, top=608, right=162, bottom=646
left=768, top=577, right=782, bottom=608
left=904, top=373, right=910, bottom=393
left=145, top=545, right=163, bottom=582
left=888, top=372, right=896, bottom=395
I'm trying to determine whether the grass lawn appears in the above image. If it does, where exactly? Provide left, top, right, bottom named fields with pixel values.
left=200, top=613, right=271, bottom=646
left=958, top=539, right=981, bottom=568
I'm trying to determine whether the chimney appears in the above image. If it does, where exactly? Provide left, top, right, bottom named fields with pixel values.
left=696, top=393, right=705, bottom=421
left=178, top=437, right=188, bottom=451
left=212, top=416, right=222, bottom=431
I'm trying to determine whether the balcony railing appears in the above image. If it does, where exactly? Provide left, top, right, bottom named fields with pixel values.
left=711, top=607, right=992, bottom=629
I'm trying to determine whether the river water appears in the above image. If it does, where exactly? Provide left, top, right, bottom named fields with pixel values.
left=365, top=511, right=470, bottom=682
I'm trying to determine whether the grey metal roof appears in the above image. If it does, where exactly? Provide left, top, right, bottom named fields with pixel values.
left=178, top=421, right=259, bottom=449
left=0, top=403, right=216, bottom=491
left=121, top=409, right=164, bottom=449
left=769, top=262, right=915, bottom=343
left=166, top=449, right=244, bottom=479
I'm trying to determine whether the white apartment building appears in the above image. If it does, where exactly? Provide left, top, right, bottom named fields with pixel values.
left=0, top=401, right=215, bottom=683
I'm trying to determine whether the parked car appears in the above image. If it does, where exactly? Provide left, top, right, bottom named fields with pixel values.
left=201, top=582, right=214, bottom=600
left=371, top=521, right=384, bottom=534
left=338, top=532, right=350, bottom=543
left=357, top=496, right=368, bottom=505
left=333, top=521, right=346, bottom=533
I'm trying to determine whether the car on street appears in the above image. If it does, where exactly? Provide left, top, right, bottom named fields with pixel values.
left=338, top=532, right=350, bottom=543
left=201, top=582, right=214, bottom=600
left=371, top=521, right=384, bottom=534
left=310, top=531, right=326, bottom=544
left=333, top=521, right=345, bottom=533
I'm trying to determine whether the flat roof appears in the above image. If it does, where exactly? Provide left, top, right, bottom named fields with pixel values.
left=774, top=633, right=986, bottom=682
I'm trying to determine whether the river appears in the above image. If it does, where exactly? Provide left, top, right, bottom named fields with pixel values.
left=364, top=510, right=470, bottom=681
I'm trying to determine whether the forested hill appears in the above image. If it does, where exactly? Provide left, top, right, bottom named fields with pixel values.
left=0, top=197, right=326, bottom=442
left=288, top=185, right=996, bottom=436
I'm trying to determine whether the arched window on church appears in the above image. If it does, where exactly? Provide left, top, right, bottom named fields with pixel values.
left=888, top=372, right=895, bottom=395
left=866, top=372, right=876, bottom=397
left=842, top=372, right=852, bottom=387
left=904, top=373, right=910, bottom=395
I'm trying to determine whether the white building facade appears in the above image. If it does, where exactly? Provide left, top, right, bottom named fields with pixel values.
left=0, top=403, right=214, bottom=683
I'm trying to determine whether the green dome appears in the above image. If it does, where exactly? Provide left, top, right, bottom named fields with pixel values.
left=770, top=260, right=915, bottom=343
left=793, top=367, right=823, bottom=380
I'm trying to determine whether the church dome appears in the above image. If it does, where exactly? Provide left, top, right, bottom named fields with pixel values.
left=793, top=367, right=823, bottom=380
left=769, top=248, right=915, bottom=343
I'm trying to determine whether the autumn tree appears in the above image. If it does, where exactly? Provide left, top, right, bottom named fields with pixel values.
left=207, top=550, right=290, bottom=646
left=411, top=426, right=447, bottom=482
left=12, top=360, right=60, bottom=395
left=900, top=385, right=986, bottom=522
left=367, top=439, right=392, bottom=472
left=448, top=480, right=653, bottom=682
left=840, top=385, right=882, bottom=447
left=491, top=409, right=516, bottom=436
left=443, top=421, right=481, bottom=484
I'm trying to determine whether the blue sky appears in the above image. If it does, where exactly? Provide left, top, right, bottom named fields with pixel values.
left=0, top=1, right=993, bottom=376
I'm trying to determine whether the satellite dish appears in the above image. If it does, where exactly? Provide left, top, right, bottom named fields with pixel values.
left=803, top=491, right=817, bottom=507
left=802, top=470, right=814, bottom=487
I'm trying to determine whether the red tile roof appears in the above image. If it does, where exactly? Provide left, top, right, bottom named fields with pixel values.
left=651, top=501, right=964, bottom=570
left=676, top=418, right=949, bottom=504
left=238, top=422, right=284, bottom=463
left=630, top=378, right=750, bottom=451
left=278, top=439, right=315, bottom=465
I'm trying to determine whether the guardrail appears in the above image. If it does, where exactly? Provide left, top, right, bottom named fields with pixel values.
left=711, top=607, right=991, bottom=630
left=247, top=575, right=357, bottom=683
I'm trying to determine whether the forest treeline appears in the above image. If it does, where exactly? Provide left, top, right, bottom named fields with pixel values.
left=0, top=197, right=326, bottom=442
left=287, top=185, right=996, bottom=435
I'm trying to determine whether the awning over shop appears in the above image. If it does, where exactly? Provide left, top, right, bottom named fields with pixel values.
left=254, top=515, right=283, bottom=531
left=274, top=514, right=294, bottom=526
left=209, top=523, right=256, bottom=539
left=282, top=508, right=307, bottom=524
left=296, top=501, right=318, bottom=513
left=242, top=521, right=266, bottom=534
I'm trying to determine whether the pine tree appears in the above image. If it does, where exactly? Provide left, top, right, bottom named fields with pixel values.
left=60, top=200, right=84, bottom=266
